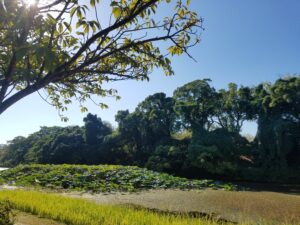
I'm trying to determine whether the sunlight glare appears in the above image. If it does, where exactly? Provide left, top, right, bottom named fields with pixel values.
left=23, top=0, right=38, bottom=6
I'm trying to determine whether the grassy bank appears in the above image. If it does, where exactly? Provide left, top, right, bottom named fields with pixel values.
left=0, top=190, right=222, bottom=225
left=62, top=189, right=300, bottom=225
left=0, top=164, right=234, bottom=192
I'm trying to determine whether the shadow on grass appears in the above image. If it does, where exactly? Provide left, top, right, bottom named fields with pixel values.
left=123, top=203, right=238, bottom=224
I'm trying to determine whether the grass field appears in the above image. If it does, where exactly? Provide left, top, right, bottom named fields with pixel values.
left=63, top=189, right=300, bottom=225
left=0, top=190, right=223, bottom=225
left=1, top=165, right=299, bottom=225
left=1, top=189, right=299, bottom=225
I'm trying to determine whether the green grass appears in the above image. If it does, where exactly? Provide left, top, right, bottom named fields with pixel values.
left=0, top=164, right=234, bottom=192
left=0, top=190, right=223, bottom=225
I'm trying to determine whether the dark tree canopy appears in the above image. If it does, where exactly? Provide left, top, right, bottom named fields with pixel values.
left=215, top=83, right=255, bottom=133
left=173, top=79, right=217, bottom=133
left=83, top=113, right=112, bottom=145
left=253, top=76, right=300, bottom=175
left=135, top=92, right=175, bottom=139
left=0, top=0, right=201, bottom=116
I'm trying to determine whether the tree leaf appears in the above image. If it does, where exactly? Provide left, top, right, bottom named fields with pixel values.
left=16, top=47, right=29, bottom=60
left=112, top=7, right=121, bottom=19
left=90, top=0, right=95, bottom=7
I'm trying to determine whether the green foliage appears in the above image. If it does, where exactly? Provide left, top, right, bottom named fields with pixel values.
left=187, top=129, right=250, bottom=177
left=0, top=200, right=14, bottom=225
left=0, top=126, right=85, bottom=166
left=0, top=136, right=29, bottom=166
left=83, top=113, right=112, bottom=145
left=173, top=79, right=217, bottom=132
left=0, top=164, right=229, bottom=192
left=216, top=84, right=255, bottom=133
left=113, top=93, right=177, bottom=165
left=146, top=143, right=188, bottom=174
left=136, top=93, right=176, bottom=140
left=254, top=76, right=300, bottom=117
left=1, top=76, right=299, bottom=183
left=253, top=76, right=300, bottom=181
left=0, top=0, right=201, bottom=115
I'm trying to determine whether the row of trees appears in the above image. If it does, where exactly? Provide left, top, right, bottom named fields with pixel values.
left=1, top=76, right=299, bottom=183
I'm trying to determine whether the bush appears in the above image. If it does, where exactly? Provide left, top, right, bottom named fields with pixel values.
left=0, top=200, right=15, bottom=225
left=0, top=164, right=229, bottom=192
left=146, top=144, right=187, bottom=174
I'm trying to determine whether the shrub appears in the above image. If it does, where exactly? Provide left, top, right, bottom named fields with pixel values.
left=0, top=200, right=15, bottom=225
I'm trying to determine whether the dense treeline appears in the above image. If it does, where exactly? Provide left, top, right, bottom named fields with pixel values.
left=0, top=76, right=299, bottom=183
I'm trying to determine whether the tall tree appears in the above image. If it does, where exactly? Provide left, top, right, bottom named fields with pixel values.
left=0, top=136, right=29, bottom=166
left=215, top=83, right=255, bottom=133
left=83, top=113, right=112, bottom=145
left=135, top=92, right=175, bottom=140
left=0, top=0, right=201, bottom=116
left=254, top=76, right=300, bottom=174
left=173, top=79, right=217, bottom=134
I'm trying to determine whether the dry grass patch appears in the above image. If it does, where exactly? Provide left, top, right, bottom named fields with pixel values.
left=201, top=190, right=300, bottom=224
left=64, top=189, right=300, bottom=224
left=15, top=212, right=65, bottom=225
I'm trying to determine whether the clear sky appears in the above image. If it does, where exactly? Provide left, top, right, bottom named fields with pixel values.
left=0, top=0, right=300, bottom=144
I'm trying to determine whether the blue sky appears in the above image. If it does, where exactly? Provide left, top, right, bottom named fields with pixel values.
left=0, top=0, right=300, bottom=144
